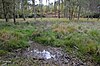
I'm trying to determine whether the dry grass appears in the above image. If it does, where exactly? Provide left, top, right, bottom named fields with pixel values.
left=0, top=18, right=100, bottom=23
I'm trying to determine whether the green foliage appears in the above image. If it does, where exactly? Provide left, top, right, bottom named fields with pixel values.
left=88, top=30, right=100, bottom=42
left=34, top=30, right=56, bottom=46
left=0, top=50, right=8, bottom=56
left=32, top=23, right=100, bottom=63
left=0, top=22, right=35, bottom=51
left=0, top=29, right=28, bottom=51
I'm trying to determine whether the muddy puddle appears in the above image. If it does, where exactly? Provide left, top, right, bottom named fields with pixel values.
left=0, top=41, right=97, bottom=66
left=21, top=41, right=87, bottom=66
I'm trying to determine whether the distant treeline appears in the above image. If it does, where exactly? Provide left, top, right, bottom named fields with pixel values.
left=0, top=0, right=100, bottom=24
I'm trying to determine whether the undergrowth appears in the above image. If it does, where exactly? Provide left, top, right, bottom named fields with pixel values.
left=0, top=22, right=35, bottom=52
left=0, top=21, right=100, bottom=64
left=32, top=22, right=100, bottom=63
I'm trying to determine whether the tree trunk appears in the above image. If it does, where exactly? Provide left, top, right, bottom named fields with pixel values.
left=69, top=7, right=74, bottom=20
left=68, top=7, right=71, bottom=20
left=64, top=0, right=66, bottom=18
left=1, top=0, right=8, bottom=22
left=70, top=8, right=74, bottom=20
left=13, top=13, right=16, bottom=24
left=32, top=0, right=36, bottom=20
left=5, top=14, right=8, bottom=22
left=61, top=0, right=64, bottom=18
left=87, top=10, right=90, bottom=20
left=68, top=1, right=72, bottom=20
left=39, top=0, right=43, bottom=19
left=54, top=1, right=57, bottom=18
left=58, top=0, right=60, bottom=18
left=77, top=5, right=81, bottom=20
left=21, top=0, right=26, bottom=21
left=22, top=13, right=26, bottom=21
left=13, top=0, right=16, bottom=24
left=97, top=9, right=100, bottom=21
left=46, top=0, right=48, bottom=17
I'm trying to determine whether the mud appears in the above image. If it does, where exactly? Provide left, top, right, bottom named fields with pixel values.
left=21, top=41, right=86, bottom=66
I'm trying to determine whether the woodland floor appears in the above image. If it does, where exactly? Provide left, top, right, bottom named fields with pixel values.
left=0, top=18, right=100, bottom=66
